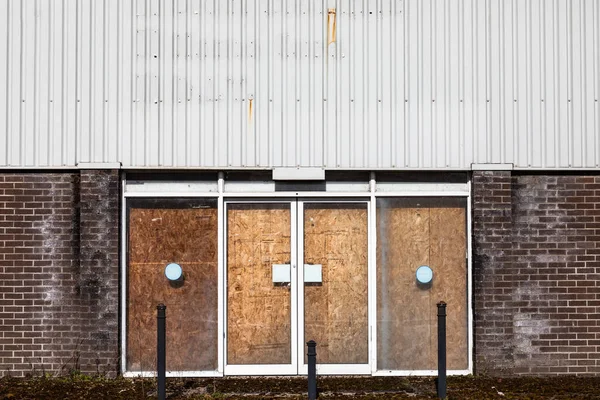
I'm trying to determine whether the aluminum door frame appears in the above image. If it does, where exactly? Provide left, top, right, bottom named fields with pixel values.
left=223, top=199, right=299, bottom=376
left=296, top=199, right=372, bottom=375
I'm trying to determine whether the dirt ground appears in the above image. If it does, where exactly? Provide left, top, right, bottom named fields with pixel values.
left=1, top=375, right=600, bottom=399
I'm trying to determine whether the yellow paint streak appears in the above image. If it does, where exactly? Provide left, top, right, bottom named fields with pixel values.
left=327, top=8, right=337, bottom=46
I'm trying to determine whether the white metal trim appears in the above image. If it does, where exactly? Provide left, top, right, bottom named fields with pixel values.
left=119, top=173, right=473, bottom=377
left=120, top=173, right=127, bottom=375
left=376, top=183, right=469, bottom=192
left=291, top=201, right=299, bottom=373
left=371, top=190, right=472, bottom=375
left=296, top=201, right=305, bottom=374
left=297, top=200, right=371, bottom=376
left=466, top=179, right=474, bottom=375
left=273, top=167, right=325, bottom=180
left=125, top=182, right=219, bottom=194
left=222, top=192, right=372, bottom=198
left=373, top=191, right=469, bottom=197
left=121, top=180, right=224, bottom=377
left=223, top=200, right=298, bottom=376
left=223, top=201, right=229, bottom=373
left=124, top=191, right=220, bottom=198
left=217, top=173, right=225, bottom=375
left=369, top=173, right=377, bottom=374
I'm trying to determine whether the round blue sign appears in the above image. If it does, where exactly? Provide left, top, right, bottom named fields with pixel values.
left=165, top=263, right=183, bottom=281
left=416, top=265, right=433, bottom=284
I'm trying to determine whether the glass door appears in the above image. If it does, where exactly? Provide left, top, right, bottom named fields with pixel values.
left=224, top=201, right=298, bottom=375
left=224, top=199, right=370, bottom=375
left=297, top=201, right=371, bottom=374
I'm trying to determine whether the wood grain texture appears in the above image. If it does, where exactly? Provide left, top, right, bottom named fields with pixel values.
left=227, top=204, right=292, bottom=365
left=127, top=205, right=218, bottom=372
left=304, top=204, right=369, bottom=364
left=376, top=198, right=467, bottom=371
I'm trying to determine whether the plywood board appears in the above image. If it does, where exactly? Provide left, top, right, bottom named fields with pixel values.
left=430, top=206, right=468, bottom=369
left=376, top=198, right=467, bottom=371
left=227, top=204, right=292, bottom=365
left=304, top=204, right=369, bottom=364
left=127, top=205, right=218, bottom=372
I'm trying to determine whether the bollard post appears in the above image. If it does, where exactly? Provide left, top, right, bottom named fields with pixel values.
left=157, top=304, right=166, bottom=400
left=437, top=302, right=447, bottom=399
left=307, top=340, right=317, bottom=400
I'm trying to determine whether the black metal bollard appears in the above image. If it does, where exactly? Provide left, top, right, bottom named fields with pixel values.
left=437, top=302, right=447, bottom=399
left=307, top=340, right=317, bottom=400
left=157, top=304, right=166, bottom=400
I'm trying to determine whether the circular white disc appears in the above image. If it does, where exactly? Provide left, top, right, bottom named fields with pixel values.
left=165, top=263, right=183, bottom=281
left=416, top=265, right=433, bottom=284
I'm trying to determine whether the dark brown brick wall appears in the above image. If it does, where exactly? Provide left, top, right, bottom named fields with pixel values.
left=474, top=171, right=600, bottom=375
left=472, top=171, right=515, bottom=373
left=0, top=171, right=119, bottom=377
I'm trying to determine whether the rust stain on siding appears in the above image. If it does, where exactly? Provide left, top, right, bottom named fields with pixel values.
left=248, top=98, right=254, bottom=124
left=327, top=8, right=337, bottom=45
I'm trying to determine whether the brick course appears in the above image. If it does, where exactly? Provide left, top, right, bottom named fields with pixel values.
left=474, top=171, right=600, bottom=375
left=0, top=171, right=119, bottom=377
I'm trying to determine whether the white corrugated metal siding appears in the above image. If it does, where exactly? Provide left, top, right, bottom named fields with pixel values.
left=0, top=0, right=599, bottom=169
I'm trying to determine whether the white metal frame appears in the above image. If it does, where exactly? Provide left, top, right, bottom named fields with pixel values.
left=120, top=172, right=223, bottom=378
left=223, top=198, right=299, bottom=376
left=296, top=199, right=372, bottom=376
left=370, top=185, right=472, bottom=377
left=120, top=173, right=473, bottom=377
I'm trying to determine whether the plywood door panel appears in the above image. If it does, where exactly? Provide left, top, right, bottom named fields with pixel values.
left=127, top=204, right=218, bottom=372
left=377, top=206, right=433, bottom=370
left=303, top=204, right=369, bottom=364
left=376, top=198, right=467, bottom=371
left=430, top=207, right=468, bottom=369
left=227, top=204, right=292, bottom=365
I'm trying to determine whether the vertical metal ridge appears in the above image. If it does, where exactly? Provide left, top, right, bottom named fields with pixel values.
left=1, top=0, right=8, bottom=165
left=592, top=1, right=600, bottom=167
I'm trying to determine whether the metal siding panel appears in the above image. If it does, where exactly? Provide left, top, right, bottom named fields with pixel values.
left=560, top=0, right=571, bottom=167
left=379, top=0, right=392, bottom=169
left=91, top=0, right=104, bottom=162
left=324, top=0, right=336, bottom=168
left=2, top=0, right=600, bottom=169
left=22, top=0, right=35, bottom=165
left=474, top=0, right=488, bottom=164
left=591, top=1, right=600, bottom=167
left=571, top=0, right=583, bottom=168
left=531, top=0, right=543, bottom=167
left=36, top=0, right=49, bottom=166
left=47, top=0, right=61, bottom=166
left=462, top=0, right=474, bottom=167
left=366, top=0, right=378, bottom=168
left=406, top=0, right=418, bottom=167
left=119, top=0, right=133, bottom=167
left=584, top=0, right=597, bottom=167
left=0, top=1, right=8, bottom=166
